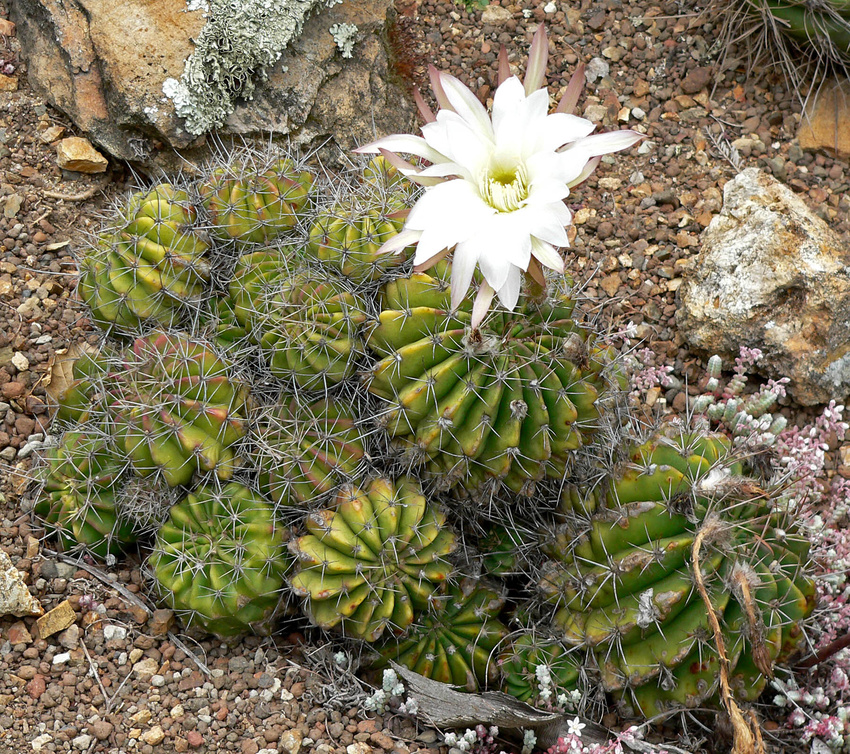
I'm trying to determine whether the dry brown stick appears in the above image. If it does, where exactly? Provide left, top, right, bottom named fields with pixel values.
left=43, top=174, right=111, bottom=201
left=691, top=522, right=760, bottom=754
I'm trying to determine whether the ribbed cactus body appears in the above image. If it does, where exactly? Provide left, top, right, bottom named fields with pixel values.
left=366, top=263, right=611, bottom=494
left=110, top=332, right=250, bottom=486
left=230, top=253, right=367, bottom=390
left=498, top=634, right=581, bottom=706
left=200, top=158, right=313, bottom=245
left=539, top=431, right=816, bottom=716
left=256, top=396, right=366, bottom=507
left=35, top=432, right=136, bottom=558
left=376, top=579, right=509, bottom=691
left=306, top=199, right=409, bottom=283
left=149, top=482, right=291, bottom=637
left=78, top=185, right=210, bottom=331
left=289, top=476, right=456, bottom=641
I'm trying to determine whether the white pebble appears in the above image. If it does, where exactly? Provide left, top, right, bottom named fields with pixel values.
left=150, top=674, right=165, bottom=687
left=632, top=107, right=646, bottom=120
left=103, top=625, right=127, bottom=641
left=72, top=734, right=92, bottom=750
left=31, top=733, right=52, bottom=751
left=52, top=652, right=71, bottom=665
left=11, top=352, right=29, bottom=371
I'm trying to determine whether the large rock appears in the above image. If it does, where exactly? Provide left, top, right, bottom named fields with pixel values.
left=676, top=168, right=850, bottom=405
left=11, top=0, right=414, bottom=170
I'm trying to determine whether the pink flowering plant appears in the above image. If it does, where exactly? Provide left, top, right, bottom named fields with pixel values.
left=356, top=25, right=643, bottom=326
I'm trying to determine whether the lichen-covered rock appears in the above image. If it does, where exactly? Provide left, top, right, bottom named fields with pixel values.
left=677, top=168, right=850, bottom=405
left=11, top=0, right=415, bottom=169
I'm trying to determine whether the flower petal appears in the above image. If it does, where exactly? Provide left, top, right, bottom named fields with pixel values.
left=377, top=228, right=422, bottom=255
left=471, top=282, right=496, bottom=328
left=496, top=266, right=523, bottom=310
left=450, top=241, right=479, bottom=311
left=523, top=24, right=548, bottom=95
left=560, top=130, right=645, bottom=159
left=406, top=179, right=494, bottom=235
left=530, top=236, right=565, bottom=272
left=439, top=72, right=494, bottom=142
left=356, top=134, right=446, bottom=164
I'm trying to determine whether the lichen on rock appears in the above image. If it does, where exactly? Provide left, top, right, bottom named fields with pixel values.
left=330, top=22, right=358, bottom=58
left=164, top=0, right=343, bottom=136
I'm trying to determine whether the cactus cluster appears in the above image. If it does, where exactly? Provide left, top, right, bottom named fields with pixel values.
left=29, top=143, right=817, bottom=731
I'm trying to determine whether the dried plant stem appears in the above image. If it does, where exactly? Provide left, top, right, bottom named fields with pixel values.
left=794, top=631, right=850, bottom=670
left=691, top=525, right=762, bottom=754
left=43, top=175, right=111, bottom=201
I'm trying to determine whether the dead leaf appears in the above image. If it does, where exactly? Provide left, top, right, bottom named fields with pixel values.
left=43, top=343, right=96, bottom=411
left=44, top=240, right=70, bottom=251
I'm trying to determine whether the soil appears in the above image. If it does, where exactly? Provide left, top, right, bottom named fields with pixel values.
left=0, top=0, right=847, bottom=752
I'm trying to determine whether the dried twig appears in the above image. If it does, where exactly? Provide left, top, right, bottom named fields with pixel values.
left=167, top=632, right=212, bottom=677
left=691, top=522, right=762, bottom=754
left=43, top=174, right=111, bottom=202
left=80, top=636, right=111, bottom=708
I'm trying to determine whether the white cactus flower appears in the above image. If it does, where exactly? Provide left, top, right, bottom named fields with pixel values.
left=356, top=24, right=643, bottom=327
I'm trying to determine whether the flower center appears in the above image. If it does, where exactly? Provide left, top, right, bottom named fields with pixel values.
left=480, top=156, right=528, bottom=213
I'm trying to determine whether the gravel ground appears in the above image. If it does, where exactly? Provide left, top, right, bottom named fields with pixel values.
left=0, top=0, right=847, bottom=752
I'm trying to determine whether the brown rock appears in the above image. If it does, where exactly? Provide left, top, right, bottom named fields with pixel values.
left=7, top=620, right=33, bottom=644
left=12, top=0, right=414, bottom=170
left=0, top=18, right=15, bottom=35
left=680, top=66, right=711, bottom=94
left=186, top=732, right=204, bottom=749
left=26, top=673, right=46, bottom=699
left=14, top=415, right=35, bottom=437
left=147, top=608, right=175, bottom=636
left=1, top=382, right=25, bottom=399
left=600, top=274, right=621, bottom=297
left=34, top=600, right=76, bottom=639
left=92, top=720, right=114, bottom=741
left=38, top=125, right=66, bottom=144
left=0, top=74, right=17, bottom=91
left=798, top=77, right=850, bottom=160
left=56, top=136, right=109, bottom=173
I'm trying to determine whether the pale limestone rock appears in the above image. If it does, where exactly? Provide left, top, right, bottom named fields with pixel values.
left=280, top=730, right=303, bottom=754
left=0, top=549, right=42, bottom=617
left=677, top=168, right=850, bottom=405
left=56, top=136, right=108, bottom=173
left=481, top=5, right=512, bottom=24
